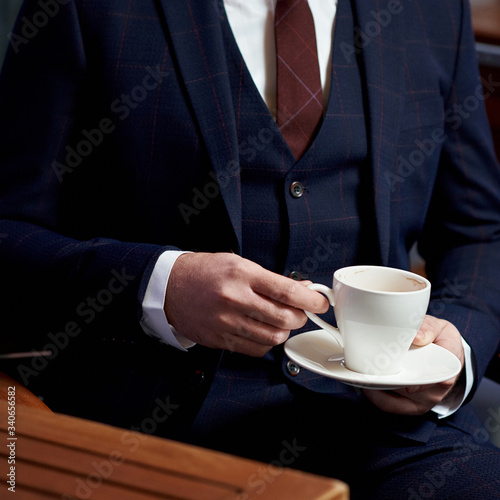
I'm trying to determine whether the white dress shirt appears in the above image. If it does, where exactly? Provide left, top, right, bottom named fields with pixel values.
left=139, top=0, right=473, bottom=418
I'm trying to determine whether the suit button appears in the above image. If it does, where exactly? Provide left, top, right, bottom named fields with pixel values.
left=288, top=271, right=302, bottom=281
left=289, top=181, right=304, bottom=198
left=286, top=360, right=301, bottom=377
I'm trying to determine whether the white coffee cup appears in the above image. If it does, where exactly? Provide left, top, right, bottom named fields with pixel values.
left=305, top=265, right=431, bottom=375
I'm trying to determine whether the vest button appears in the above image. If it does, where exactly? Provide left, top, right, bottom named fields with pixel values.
left=286, top=360, right=301, bottom=377
left=289, top=181, right=304, bottom=198
left=288, top=271, right=302, bottom=281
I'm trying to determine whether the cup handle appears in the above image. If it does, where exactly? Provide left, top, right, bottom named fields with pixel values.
left=304, top=284, right=344, bottom=348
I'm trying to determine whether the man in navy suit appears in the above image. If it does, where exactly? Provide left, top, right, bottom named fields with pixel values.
left=1, top=0, right=500, bottom=497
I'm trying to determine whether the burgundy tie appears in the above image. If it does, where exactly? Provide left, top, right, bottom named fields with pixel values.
left=275, top=0, right=323, bottom=159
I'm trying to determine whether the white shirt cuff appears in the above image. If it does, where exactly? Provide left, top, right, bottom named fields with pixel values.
left=140, top=250, right=196, bottom=351
left=433, top=336, right=474, bottom=418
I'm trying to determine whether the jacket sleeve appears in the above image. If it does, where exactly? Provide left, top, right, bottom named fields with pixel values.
left=0, top=0, right=171, bottom=351
left=418, top=0, right=500, bottom=390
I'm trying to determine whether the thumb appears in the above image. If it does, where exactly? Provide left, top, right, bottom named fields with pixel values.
left=412, top=315, right=441, bottom=346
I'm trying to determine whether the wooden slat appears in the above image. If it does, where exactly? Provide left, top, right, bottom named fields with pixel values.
left=0, top=430, right=236, bottom=500
left=5, top=461, right=180, bottom=500
left=5, top=486, right=55, bottom=499
left=0, top=402, right=349, bottom=499
left=0, top=372, right=51, bottom=411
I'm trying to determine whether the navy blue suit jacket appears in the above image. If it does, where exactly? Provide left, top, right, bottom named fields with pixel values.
left=0, top=0, right=499, bottom=438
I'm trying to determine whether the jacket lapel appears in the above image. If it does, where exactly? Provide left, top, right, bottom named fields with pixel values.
left=158, top=0, right=406, bottom=264
left=158, top=0, right=242, bottom=251
left=352, top=0, right=406, bottom=266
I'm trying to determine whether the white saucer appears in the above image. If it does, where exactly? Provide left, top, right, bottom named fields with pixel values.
left=284, top=329, right=462, bottom=390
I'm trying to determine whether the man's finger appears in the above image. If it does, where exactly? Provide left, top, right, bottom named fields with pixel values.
left=246, top=295, right=310, bottom=331
left=412, top=315, right=443, bottom=346
left=363, top=387, right=442, bottom=415
left=236, top=313, right=294, bottom=346
left=218, top=331, right=275, bottom=357
left=251, top=271, right=329, bottom=313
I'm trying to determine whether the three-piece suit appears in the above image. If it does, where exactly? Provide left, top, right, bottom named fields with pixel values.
left=1, top=0, right=500, bottom=496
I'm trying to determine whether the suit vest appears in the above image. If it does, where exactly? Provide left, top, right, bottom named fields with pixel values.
left=189, top=1, right=379, bottom=415
left=221, top=0, right=377, bottom=300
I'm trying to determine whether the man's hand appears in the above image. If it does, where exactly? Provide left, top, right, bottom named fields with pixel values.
left=363, top=315, right=465, bottom=415
left=164, top=252, right=329, bottom=357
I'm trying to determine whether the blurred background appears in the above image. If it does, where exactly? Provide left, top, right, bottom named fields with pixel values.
left=472, top=0, right=500, bottom=161
left=0, top=0, right=23, bottom=69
